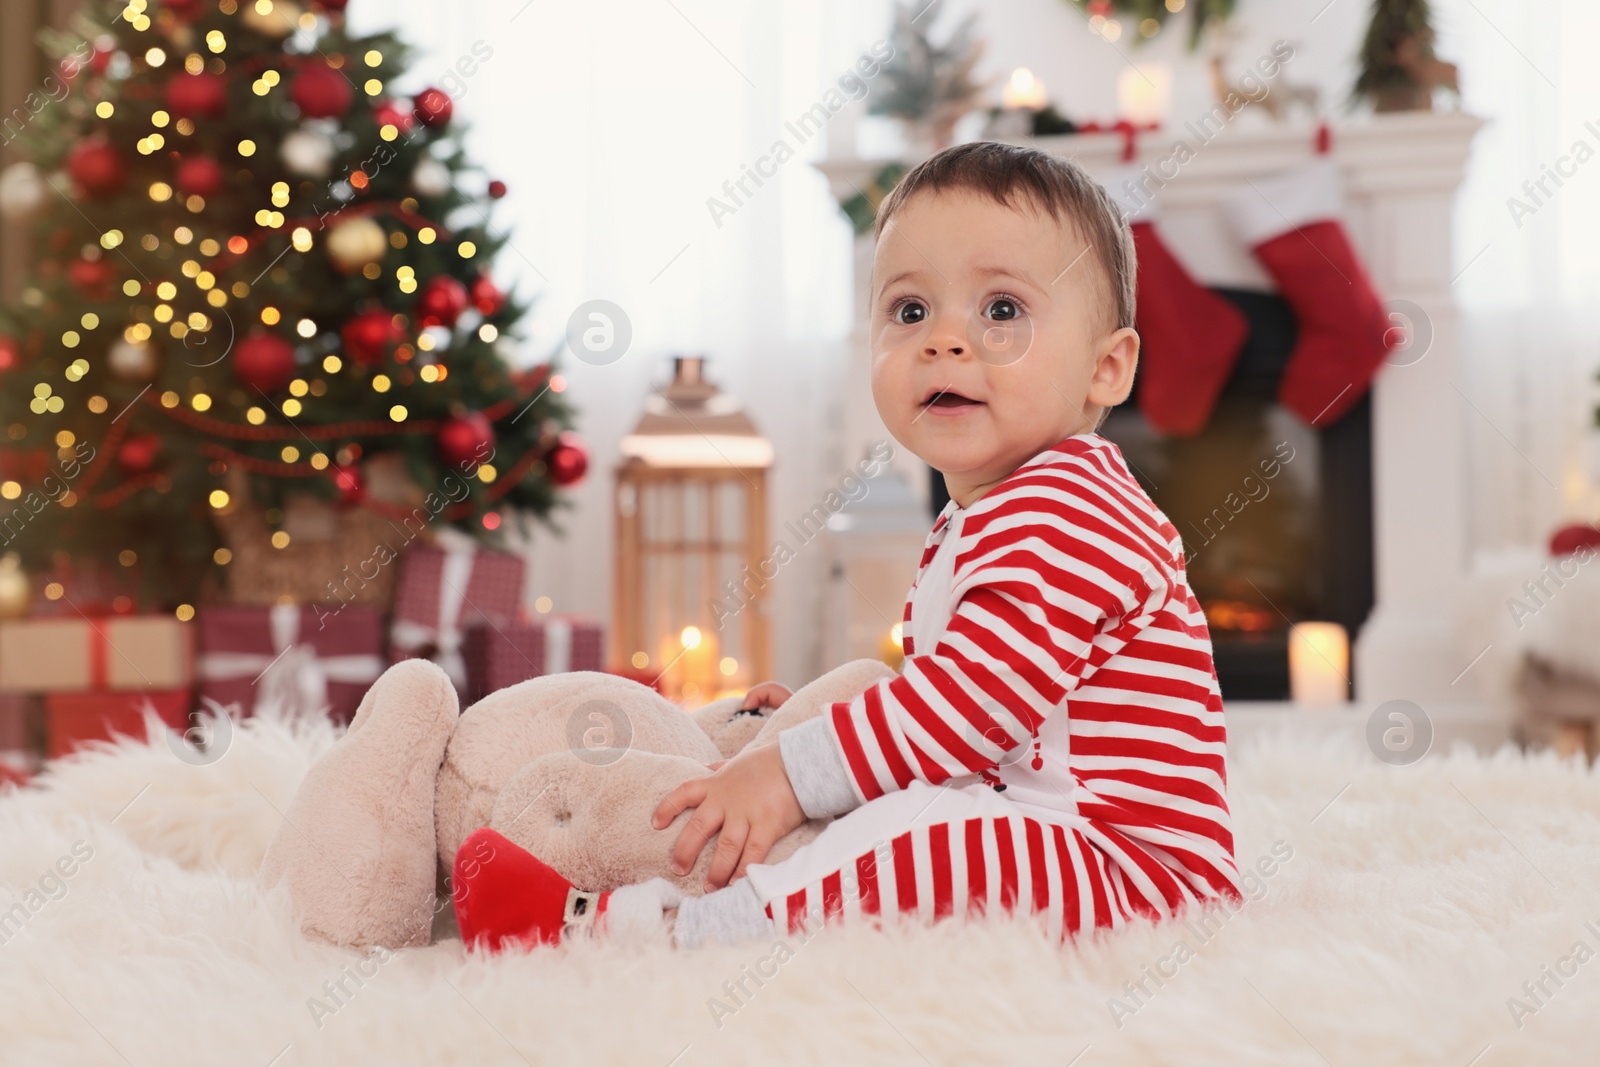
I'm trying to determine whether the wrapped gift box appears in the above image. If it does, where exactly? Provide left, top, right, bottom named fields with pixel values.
left=45, top=690, right=191, bottom=760
left=196, top=603, right=385, bottom=723
left=461, top=616, right=604, bottom=704
left=390, top=543, right=525, bottom=687
left=0, top=693, right=32, bottom=754
left=0, top=616, right=193, bottom=693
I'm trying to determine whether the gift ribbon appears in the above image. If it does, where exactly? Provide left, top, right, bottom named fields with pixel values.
left=198, top=603, right=384, bottom=714
left=544, top=618, right=572, bottom=675
left=390, top=544, right=478, bottom=686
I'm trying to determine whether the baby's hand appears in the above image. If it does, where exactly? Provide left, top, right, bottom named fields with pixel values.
left=741, top=681, right=793, bottom=711
left=652, top=742, right=806, bottom=892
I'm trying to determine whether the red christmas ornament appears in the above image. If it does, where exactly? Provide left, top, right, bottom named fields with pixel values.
left=116, top=434, right=162, bottom=474
left=412, top=87, right=453, bottom=128
left=312, top=0, right=349, bottom=10
left=415, top=276, right=469, bottom=329
left=546, top=431, right=588, bottom=488
left=469, top=276, right=505, bottom=317
left=487, top=179, right=507, bottom=199
left=438, top=412, right=495, bottom=471
left=331, top=464, right=365, bottom=504
left=175, top=155, right=224, bottom=198
left=290, top=64, right=354, bottom=119
left=67, top=44, right=107, bottom=81
left=66, top=137, right=126, bottom=198
left=1550, top=524, right=1600, bottom=558
left=163, top=0, right=203, bottom=17
left=233, top=331, right=297, bottom=393
left=373, top=100, right=415, bottom=135
left=340, top=308, right=403, bottom=366
left=0, top=336, right=20, bottom=372
left=166, top=71, right=228, bottom=119
left=68, top=258, right=115, bottom=299
left=512, top=364, right=549, bottom=396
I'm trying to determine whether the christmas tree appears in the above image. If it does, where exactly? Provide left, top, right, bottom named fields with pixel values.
left=0, top=0, right=584, bottom=611
left=1351, top=0, right=1447, bottom=112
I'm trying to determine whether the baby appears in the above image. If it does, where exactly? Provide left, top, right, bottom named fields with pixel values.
left=454, top=141, right=1244, bottom=950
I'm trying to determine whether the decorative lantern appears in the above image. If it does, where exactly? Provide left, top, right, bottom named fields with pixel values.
left=821, top=458, right=928, bottom=672
left=615, top=356, right=773, bottom=707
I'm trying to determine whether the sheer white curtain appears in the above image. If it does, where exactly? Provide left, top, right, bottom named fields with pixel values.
left=348, top=0, right=891, bottom=681
left=1434, top=0, right=1600, bottom=554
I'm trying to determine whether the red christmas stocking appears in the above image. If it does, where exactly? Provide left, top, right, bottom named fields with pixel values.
left=1223, top=158, right=1392, bottom=428
left=1106, top=166, right=1248, bottom=436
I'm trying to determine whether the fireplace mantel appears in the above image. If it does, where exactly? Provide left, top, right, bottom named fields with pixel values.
left=815, top=110, right=1489, bottom=711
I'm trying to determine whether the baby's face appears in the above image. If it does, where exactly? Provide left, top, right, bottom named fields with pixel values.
left=869, top=190, right=1138, bottom=507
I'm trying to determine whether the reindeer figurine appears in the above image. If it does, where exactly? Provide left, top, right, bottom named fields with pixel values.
left=1205, top=25, right=1320, bottom=122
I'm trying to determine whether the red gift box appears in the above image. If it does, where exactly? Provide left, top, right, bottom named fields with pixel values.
left=461, top=615, right=604, bottom=704
left=390, top=542, right=525, bottom=687
left=45, top=690, right=191, bottom=760
left=196, top=603, right=385, bottom=724
left=0, top=693, right=32, bottom=754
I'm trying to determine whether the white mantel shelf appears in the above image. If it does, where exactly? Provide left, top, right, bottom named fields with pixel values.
left=815, top=110, right=1496, bottom=719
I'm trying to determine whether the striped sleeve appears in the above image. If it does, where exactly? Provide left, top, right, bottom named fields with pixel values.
left=823, top=462, right=1174, bottom=803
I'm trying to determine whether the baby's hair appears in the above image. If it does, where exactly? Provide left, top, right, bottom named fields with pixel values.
left=873, top=141, right=1137, bottom=338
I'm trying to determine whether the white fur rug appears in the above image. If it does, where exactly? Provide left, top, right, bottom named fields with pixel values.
left=3, top=708, right=1599, bottom=1066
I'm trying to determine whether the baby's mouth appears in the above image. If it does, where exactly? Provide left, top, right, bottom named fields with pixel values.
left=921, top=389, right=982, bottom=409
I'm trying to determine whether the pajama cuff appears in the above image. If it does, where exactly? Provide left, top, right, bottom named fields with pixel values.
left=778, top=716, right=863, bottom=820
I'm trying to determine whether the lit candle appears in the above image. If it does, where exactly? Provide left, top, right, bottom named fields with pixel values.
left=1288, top=622, right=1350, bottom=706
left=1002, top=67, right=1048, bottom=111
left=1117, top=64, right=1172, bottom=127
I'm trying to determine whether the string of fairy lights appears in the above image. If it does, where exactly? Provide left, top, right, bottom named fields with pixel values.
left=0, top=0, right=583, bottom=616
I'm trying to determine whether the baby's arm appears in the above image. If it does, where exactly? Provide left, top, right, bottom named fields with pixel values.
left=779, top=476, right=1170, bottom=816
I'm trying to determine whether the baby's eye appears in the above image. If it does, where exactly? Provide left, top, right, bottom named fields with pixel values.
left=985, top=298, right=1020, bottom=321
left=892, top=300, right=928, bottom=325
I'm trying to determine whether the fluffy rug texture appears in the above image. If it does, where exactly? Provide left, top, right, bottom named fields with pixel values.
left=3, top=707, right=1600, bottom=1066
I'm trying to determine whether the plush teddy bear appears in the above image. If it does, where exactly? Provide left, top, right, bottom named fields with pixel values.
left=257, top=656, right=896, bottom=949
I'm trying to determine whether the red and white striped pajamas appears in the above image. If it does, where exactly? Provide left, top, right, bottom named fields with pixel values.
left=745, top=433, right=1242, bottom=942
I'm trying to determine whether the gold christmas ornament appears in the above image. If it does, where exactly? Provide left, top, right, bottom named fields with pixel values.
left=240, top=0, right=303, bottom=38
left=108, top=337, right=159, bottom=381
left=326, top=217, right=388, bottom=274
left=0, top=554, right=30, bottom=619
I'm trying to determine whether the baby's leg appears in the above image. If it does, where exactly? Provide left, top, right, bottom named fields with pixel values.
left=738, top=780, right=1121, bottom=944
left=453, top=783, right=1126, bottom=951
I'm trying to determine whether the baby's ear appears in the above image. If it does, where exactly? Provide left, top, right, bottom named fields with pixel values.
left=1088, top=326, right=1140, bottom=408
